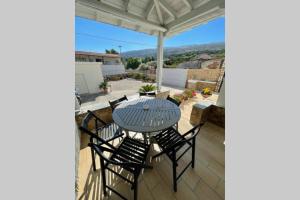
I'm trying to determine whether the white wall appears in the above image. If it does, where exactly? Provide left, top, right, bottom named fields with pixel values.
left=101, top=64, right=125, bottom=76
left=75, top=122, right=80, bottom=199
left=162, top=68, right=188, bottom=88
left=75, top=62, right=103, bottom=94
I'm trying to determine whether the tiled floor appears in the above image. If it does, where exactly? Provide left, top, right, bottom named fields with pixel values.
left=77, top=95, right=224, bottom=200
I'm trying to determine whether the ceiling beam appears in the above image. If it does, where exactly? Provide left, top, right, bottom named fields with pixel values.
left=76, top=0, right=167, bottom=32
left=166, top=0, right=223, bottom=30
left=182, top=0, right=193, bottom=10
left=159, top=0, right=177, bottom=19
left=165, top=9, right=224, bottom=37
left=145, top=0, right=155, bottom=20
left=154, top=0, right=164, bottom=25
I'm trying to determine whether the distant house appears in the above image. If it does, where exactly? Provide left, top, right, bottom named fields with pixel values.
left=75, top=51, right=121, bottom=65
left=75, top=51, right=126, bottom=85
left=194, top=53, right=212, bottom=61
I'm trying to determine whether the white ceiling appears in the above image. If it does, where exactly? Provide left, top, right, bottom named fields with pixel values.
left=75, top=0, right=225, bottom=37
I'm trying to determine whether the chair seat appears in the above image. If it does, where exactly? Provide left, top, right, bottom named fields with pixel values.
left=97, top=122, right=122, bottom=141
left=109, top=137, right=150, bottom=173
left=153, top=128, right=186, bottom=153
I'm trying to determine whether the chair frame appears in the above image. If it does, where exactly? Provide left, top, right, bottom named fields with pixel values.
left=167, top=95, right=181, bottom=130
left=79, top=125, right=152, bottom=200
left=152, top=123, right=204, bottom=192
left=167, top=95, right=181, bottom=107
left=109, top=95, right=128, bottom=111
left=80, top=110, right=123, bottom=171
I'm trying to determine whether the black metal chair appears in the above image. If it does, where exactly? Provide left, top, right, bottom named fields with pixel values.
left=80, top=110, right=124, bottom=171
left=79, top=125, right=152, bottom=200
left=139, top=91, right=156, bottom=97
left=109, top=95, right=128, bottom=111
left=152, top=123, right=205, bottom=192
left=167, top=95, right=181, bottom=130
left=167, top=95, right=181, bottom=106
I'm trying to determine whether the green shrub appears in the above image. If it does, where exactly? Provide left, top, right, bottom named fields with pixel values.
left=126, top=58, right=141, bottom=69
left=134, top=73, right=142, bottom=79
left=141, top=74, right=147, bottom=81
left=173, top=94, right=183, bottom=103
left=184, top=89, right=193, bottom=98
left=139, top=84, right=156, bottom=92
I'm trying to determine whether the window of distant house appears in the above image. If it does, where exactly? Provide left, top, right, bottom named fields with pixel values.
left=95, top=58, right=102, bottom=62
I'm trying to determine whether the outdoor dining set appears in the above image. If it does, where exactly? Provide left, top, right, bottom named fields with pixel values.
left=79, top=92, right=205, bottom=200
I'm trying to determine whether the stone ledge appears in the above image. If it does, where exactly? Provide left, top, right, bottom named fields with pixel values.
left=190, top=103, right=225, bottom=128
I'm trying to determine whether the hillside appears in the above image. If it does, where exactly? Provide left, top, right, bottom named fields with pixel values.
left=122, top=42, right=225, bottom=58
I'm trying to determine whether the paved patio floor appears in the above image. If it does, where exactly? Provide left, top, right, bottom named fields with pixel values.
left=80, top=79, right=218, bottom=109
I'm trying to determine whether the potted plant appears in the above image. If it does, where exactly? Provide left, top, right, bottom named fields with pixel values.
left=139, top=84, right=156, bottom=93
left=191, top=89, right=197, bottom=97
left=99, top=81, right=109, bottom=94
left=201, top=87, right=212, bottom=98
left=173, top=93, right=184, bottom=104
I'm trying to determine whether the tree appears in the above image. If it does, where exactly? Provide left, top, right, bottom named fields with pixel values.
left=139, top=63, right=149, bottom=71
left=105, top=49, right=119, bottom=54
left=126, top=58, right=141, bottom=70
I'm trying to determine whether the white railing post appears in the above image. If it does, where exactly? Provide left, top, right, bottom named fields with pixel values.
left=156, top=31, right=164, bottom=92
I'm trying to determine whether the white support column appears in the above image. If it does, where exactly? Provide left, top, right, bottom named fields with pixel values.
left=156, top=31, right=164, bottom=92
left=216, top=80, right=225, bottom=107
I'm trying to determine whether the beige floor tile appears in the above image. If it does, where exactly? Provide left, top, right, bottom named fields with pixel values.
left=151, top=182, right=176, bottom=200
left=193, top=160, right=221, bottom=189
left=207, top=160, right=225, bottom=180
left=137, top=180, right=155, bottom=200
left=215, top=179, right=225, bottom=199
left=174, top=180, right=199, bottom=200
left=194, top=179, right=223, bottom=200
left=181, top=168, right=201, bottom=190
left=141, top=168, right=162, bottom=191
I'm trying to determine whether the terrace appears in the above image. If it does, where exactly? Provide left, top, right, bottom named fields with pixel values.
left=75, top=0, right=225, bottom=199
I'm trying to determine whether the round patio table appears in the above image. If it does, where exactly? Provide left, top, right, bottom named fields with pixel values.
left=112, top=97, right=181, bottom=134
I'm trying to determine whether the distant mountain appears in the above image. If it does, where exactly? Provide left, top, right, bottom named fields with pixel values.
left=122, top=42, right=225, bottom=58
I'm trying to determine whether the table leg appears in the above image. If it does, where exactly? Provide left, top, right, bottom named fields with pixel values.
left=125, top=130, right=129, bottom=137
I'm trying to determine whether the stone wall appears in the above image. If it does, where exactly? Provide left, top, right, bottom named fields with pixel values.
left=187, top=69, right=222, bottom=82
left=190, top=104, right=225, bottom=128
left=207, top=105, right=225, bottom=128
left=196, top=81, right=217, bottom=91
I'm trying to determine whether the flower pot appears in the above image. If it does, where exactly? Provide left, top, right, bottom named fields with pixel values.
left=201, top=93, right=212, bottom=98
left=100, top=88, right=108, bottom=94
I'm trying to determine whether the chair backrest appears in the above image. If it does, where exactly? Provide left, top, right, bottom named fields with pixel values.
left=182, top=122, right=205, bottom=141
left=109, top=95, right=128, bottom=111
left=146, top=92, right=156, bottom=97
left=139, top=92, right=147, bottom=97
left=80, top=110, right=108, bottom=143
left=167, top=95, right=181, bottom=106
left=162, top=122, right=205, bottom=153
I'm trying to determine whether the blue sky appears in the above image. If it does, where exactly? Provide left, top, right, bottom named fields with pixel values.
left=75, top=16, right=224, bottom=53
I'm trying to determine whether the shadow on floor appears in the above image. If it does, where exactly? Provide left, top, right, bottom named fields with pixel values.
left=80, top=93, right=108, bottom=104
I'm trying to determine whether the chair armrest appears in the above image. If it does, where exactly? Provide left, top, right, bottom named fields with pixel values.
left=182, top=123, right=205, bottom=139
